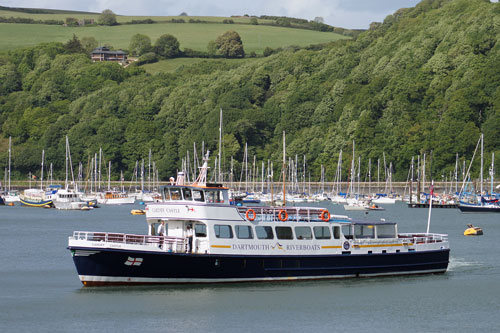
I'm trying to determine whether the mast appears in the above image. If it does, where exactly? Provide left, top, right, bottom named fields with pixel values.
left=40, top=149, right=44, bottom=190
left=480, top=133, right=484, bottom=197
left=218, top=108, right=222, bottom=183
left=282, top=131, right=286, bottom=206
left=8, top=136, right=11, bottom=191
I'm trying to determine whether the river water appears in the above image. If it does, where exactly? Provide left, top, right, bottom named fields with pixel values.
left=0, top=201, right=499, bottom=332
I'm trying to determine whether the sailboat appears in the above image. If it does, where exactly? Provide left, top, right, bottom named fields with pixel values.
left=53, top=137, right=91, bottom=210
left=3, top=137, right=20, bottom=203
left=457, top=134, right=500, bottom=212
left=20, top=150, right=57, bottom=207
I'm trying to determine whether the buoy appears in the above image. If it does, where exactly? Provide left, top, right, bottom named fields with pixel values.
left=7, top=202, right=14, bottom=206
left=131, top=209, right=146, bottom=215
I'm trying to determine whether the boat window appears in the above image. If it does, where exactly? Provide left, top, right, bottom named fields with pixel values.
left=295, top=227, right=313, bottom=240
left=333, top=226, right=340, bottom=239
left=182, top=188, right=193, bottom=201
left=163, top=188, right=171, bottom=201
left=275, top=226, right=293, bottom=240
left=236, top=225, right=253, bottom=239
left=376, top=224, right=396, bottom=239
left=354, top=224, right=375, bottom=239
left=170, top=188, right=182, bottom=200
left=195, top=224, right=207, bottom=237
left=313, top=226, right=331, bottom=239
left=214, top=225, right=233, bottom=239
left=255, top=226, right=274, bottom=239
left=205, top=190, right=227, bottom=204
left=192, top=190, right=204, bottom=202
left=342, top=225, right=353, bottom=239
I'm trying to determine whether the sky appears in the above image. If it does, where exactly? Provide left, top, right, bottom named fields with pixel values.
left=2, top=0, right=423, bottom=29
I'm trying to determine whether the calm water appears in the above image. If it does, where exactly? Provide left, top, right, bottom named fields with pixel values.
left=0, top=202, right=499, bottom=332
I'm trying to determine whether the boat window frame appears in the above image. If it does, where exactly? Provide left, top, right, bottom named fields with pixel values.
left=294, top=226, right=313, bottom=240
left=255, top=226, right=274, bottom=240
left=313, top=226, right=331, bottom=240
left=194, top=223, right=207, bottom=237
left=235, top=225, right=254, bottom=239
left=214, top=224, right=233, bottom=239
left=354, top=224, right=375, bottom=239
left=333, top=226, right=341, bottom=239
left=192, top=189, right=204, bottom=202
left=375, top=224, right=396, bottom=239
left=342, top=224, right=353, bottom=239
left=182, top=188, right=193, bottom=201
left=275, top=226, right=293, bottom=240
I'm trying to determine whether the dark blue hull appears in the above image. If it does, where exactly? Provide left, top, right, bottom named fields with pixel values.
left=69, top=247, right=450, bottom=286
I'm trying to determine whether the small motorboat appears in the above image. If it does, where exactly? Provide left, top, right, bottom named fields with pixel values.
left=464, top=224, right=483, bottom=236
left=131, top=209, right=146, bottom=215
left=368, top=204, right=385, bottom=211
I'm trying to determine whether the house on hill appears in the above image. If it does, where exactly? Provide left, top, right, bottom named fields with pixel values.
left=91, top=46, right=127, bottom=63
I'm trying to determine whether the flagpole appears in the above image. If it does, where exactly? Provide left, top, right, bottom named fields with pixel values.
left=426, top=180, right=434, bottom=234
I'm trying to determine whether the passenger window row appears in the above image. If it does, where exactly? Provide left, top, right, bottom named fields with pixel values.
left=214, top=224, right=342, bottom=240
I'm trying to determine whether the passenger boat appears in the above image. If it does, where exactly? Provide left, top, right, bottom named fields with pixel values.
left=67, top=158, right=450, bottom=286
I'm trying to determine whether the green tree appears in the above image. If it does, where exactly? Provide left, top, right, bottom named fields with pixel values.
left=81, top=36, right=98, bottom=54
left=215, top=30, right=245, bottom=58
left=64, top=34, right=85, bottom=54
left=154, top=34, right=180, bottom=58
left=129, top=34, right=152, bottom=56
left=98, top=9, right=117, bottom=26
left=207, top=40, right=217, bottom=57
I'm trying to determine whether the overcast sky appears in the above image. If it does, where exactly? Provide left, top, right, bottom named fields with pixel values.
left=3, top=0, right=422, bottom=29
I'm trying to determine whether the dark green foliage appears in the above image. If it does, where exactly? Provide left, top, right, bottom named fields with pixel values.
left=98, top=9, right=117, bottom=26
left=154, top=34, right=181, bottom=58
left=1, top=0, right=500, bottom=182
left=215, top=30, right=245, bottom=58
left=129, top=34, right=152, bottom=56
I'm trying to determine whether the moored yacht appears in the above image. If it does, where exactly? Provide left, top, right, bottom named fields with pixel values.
left=68, top=157, right=450, bottom=286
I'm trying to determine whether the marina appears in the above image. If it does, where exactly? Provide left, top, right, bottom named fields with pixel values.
left=0, top=199, right=498, bottom=331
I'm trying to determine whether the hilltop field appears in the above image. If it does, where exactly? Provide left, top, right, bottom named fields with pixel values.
left=0, top=8, right=350, bottom=54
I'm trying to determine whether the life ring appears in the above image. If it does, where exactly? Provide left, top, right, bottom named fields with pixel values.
left=245, top=208, right=256, bottom=221
left=320, top=210, right=330, bottom=222
left=278, top=209, right=288, bottom=221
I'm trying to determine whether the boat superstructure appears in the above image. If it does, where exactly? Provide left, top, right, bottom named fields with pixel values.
left=68, top=159, right=449, bottom=285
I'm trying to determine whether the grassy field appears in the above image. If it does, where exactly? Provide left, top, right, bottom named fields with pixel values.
left=0, top=22, right=349, bottom=54
left=0, top=9, right=275, bottom=24
left=141, top=57, right=263, bottom=74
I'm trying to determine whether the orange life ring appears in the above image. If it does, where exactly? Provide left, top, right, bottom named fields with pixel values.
left=278, top=209, right=288, bottom=221
left=245, top=208, right=256, bottom=221
left=320, top=210, right=330, bottom=222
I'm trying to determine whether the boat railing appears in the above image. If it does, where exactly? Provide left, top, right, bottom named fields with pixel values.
left=398, top=233, right=448, bottom=244
left=237, top=206, right=349, bottom=223
left=71, top=231, right=186, bottom=252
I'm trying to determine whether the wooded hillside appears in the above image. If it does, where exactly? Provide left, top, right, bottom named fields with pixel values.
left=1, top=0, right=499, bottom=182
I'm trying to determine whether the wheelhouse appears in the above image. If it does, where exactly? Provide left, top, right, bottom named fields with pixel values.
left=160, top=184, right=230, bottom=204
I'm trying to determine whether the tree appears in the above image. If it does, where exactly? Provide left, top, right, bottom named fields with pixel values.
left=129, top=34, right=152, bottom=56
left=98, top=9, right=117, bottom=26
left=314, top=17, right=324, bottom=24
left=81, top=36, right=98, bottom=54
left=207, top=40, right=217, bottom=57
left=154, top=34, right=180, bottom=58
left=64, top=34, right=85, bottom=54
left=215, top=30, right=245, bottom=58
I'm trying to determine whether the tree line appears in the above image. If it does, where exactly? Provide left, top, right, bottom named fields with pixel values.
left=0, top=0, right=499, bottom=184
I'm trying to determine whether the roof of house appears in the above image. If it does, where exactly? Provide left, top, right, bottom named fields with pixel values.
left=91, top=46, right=127, bottom=55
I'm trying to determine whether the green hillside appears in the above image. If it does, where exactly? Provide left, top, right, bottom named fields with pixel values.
left=0, top=0, right=499, bottom=182
left=0, top=22, right=348, bottom=54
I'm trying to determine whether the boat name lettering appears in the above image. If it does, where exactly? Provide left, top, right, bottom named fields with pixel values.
left=231, top=244, right=321, bottom=251
left=286, top=244, right=321, bottom=251
left=232, top=244, right=270, bottom=251
left=150, top=207, right=181, bottom=214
